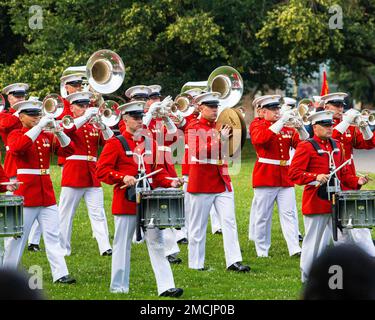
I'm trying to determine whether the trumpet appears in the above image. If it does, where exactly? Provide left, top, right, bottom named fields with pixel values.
left=89, top=100, right=121, bottom=129
left=282, top=99, right=313, bottom=128
left=42, top=94, right=64, bottom=132
left=172, top=93, right=195, bottom=117
left=359, top=109, right=375, bottom=126
left=0, top=94, right=5, bottom=112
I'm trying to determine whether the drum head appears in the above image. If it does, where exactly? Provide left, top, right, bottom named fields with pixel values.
left=216, top=108, right=246, bottom=157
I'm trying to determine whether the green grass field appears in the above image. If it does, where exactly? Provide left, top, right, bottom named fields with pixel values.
left=19, top=141, right=375, bottom=300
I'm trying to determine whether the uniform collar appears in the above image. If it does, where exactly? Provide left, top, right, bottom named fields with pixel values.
left=313, top=134, right=330, bottom=145
left=199, top=117, right=215, bottom=128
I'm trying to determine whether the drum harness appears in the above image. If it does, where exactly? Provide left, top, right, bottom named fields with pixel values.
left=116, top=134, right=155, bottom=240
left=308, top=138, right=353, bottom=240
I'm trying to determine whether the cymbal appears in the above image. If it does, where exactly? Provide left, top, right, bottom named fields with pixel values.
left=216, top=108, right=246, bottom=157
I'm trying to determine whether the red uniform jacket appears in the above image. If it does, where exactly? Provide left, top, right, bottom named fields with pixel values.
left=61, top=123, right=106, bottom=188
left=96, top=130, right=173, bottom=215
left=187, top=117, right=232, bottom=193
left=0, top=164, right=10, bottom=193
left=332, top=118, right=375, bottom=177
left=250, top=118, right=301, bottom=188
left=289, top=136, right=360, bottom=215
left=147, top=118, right=179, bottom=178
left=0, top=109, right=22, bottom=178
left=8, top=128, right=75, bottom=207
left=181, top=113, right=199, bottom=176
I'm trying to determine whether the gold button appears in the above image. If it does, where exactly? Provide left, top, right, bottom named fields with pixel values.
left=281, top=155, right=284, bottom=158
left=280, top=143, right=282, bottom=146
left=36, top=141, right=39, bottom=144
left=38, top=147, right=41, bottom=150
left=39, top=153, right=42, bottom=155
left=280, top=149, right=283, bottom=152
left=85, top=135, right=88, bottom=138
left=40, top=164, right=43, bottom=168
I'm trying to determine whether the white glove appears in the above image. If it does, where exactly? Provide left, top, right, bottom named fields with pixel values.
left=280, top=110, right=295, bottom=123
left=334, top=119, right=351, bottom=134
left=54, top=131, right=71, bottom=147
left=296, top=126, right=310, bottom=140
left=148, top=102, right=162, bottom=117
left=163, top=116, right=177, bottom=134
left=160, top=95, right=173, bottom=109
left=359, top=124, right=374, bottom=140
left=343, top=109, right=361, bottom=124
left=101, top=125, right=114, bottom=140
left=37, top=116, right=54, bottom=129
left=25, top=116, right=53, bottom=142
left=84, top=107, right=99, bottom=120
left=143, top=112, right=153, bottom=127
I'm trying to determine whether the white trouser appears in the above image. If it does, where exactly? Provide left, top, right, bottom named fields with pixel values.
left=301, top=214, right=333, bottom=282
left=3, top=205, right=69, bottom=282
left=251, top=187, right=301, bottom=257
left=59, top=187, right=111, bottom=256
left=210, top=205, right=222, bottom=234
left=175, top=176, right=189, bottom=241
left=162, top=228, right=180, bottom=257
left=28, top=220, right=42, bottom=245
left=336, top=228, right=375, bottom=257
left=188, top=188, right=242, bottom=269
left=110, top=215, right=175, bottom=295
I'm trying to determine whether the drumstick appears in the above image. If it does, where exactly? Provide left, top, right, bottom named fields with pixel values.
left=166, top=177, right=189, bottom=183
left=120, top=168, right=163, bottom=189
left=316, top=156, right=353, bottom=187
left=0, top=181, right=23, bottom=185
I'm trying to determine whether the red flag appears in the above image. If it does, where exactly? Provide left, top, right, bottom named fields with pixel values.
left=320, top=70, right=329, bottom=96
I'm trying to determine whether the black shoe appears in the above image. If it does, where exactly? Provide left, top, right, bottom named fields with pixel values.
left=299, top=235, right=304, bottom=242
left=159, top=288, right=183, bottom=297
left=292, top=252, right=301, bottom=257
left=102, top=249, right=112, bottom=256
left=197, top=267, right=208, bottom=271
left=28, top=244, right=41, bottom=252
left=214, top=229, right=222, bottom=235
left=177, top=238, right=188, bottom=244
left=227, top=262, right=251, bottom=272
left=55, top=275, right=76, bottom=284
left=167, top=255, right=182, bottom=264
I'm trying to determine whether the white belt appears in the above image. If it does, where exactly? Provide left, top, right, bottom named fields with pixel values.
left=157, top=146, right=171, bottom=152
left=17, top=169, right=50, bottom=175
left=66, top=155, right=97, bottom=162
left=258, top=157, right=290, bottom=166
left=191, top=156, right=224, bottom=166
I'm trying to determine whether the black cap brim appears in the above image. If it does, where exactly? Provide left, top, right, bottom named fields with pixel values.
left=9, top=91, right=26, bottom=97
left=125, top=111, right=145, bottom=117
left=262, top=103, right=280, bottom=109
left=201, top=100, right=219, bottom=107
left=315, top=120, right=333, bottom=125
left=66, top=81, right=83, bottom=86
left=20, top=109, right=42, bottom=116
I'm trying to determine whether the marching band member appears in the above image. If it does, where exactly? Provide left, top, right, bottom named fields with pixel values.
left=27, top=73, right=86, bottom=252
left=0, top=83, right=28, bottom=178
left=288, top=110, right=369, bottom=282
left=58, top=92, right=112, bottom=257
left=249, top=95, right=307, bottom=257
left=96, top=101, right=184, bottom=297
left=142, top=85, right=183, bottom=264
left=186, top=92, right=250, bottom=272
left=3, top=100, right=76, bottom=284
left=320, top=92, right=375, bottom=254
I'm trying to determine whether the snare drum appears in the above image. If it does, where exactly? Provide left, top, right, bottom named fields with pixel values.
left=140, top=189, right=184, bottom=229
left=0, top=195, right=24, bottom=237
left=336, top=190, right=375, bottom=229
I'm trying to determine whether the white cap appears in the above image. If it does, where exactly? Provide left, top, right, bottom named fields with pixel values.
left=66, top=92, right=94, bottom=105
left=320, top=92, right=348, bottom=105
left=60, top=73, right=85, bottom=85
left=313, top=96, right=321, bottom=103
left=282, top=97, right=297, bottom=107
left=184, top=88, right=204, bottom=98
left=307, top=110, right=334, bottom=125
left=148, top=85, right=162, bottom=98
left=125, top=85, right=151, bottom=99
left=195, top=92, right=221, bottom=106
left=14, top=100, right=42, bottom=113
left=118, top=101, right=146, bottom=115
left=257, top=95, right=281, bottom=109
left=252, top=95, right=273, bottom=108
left=2, top=83, right=29, bottom=96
